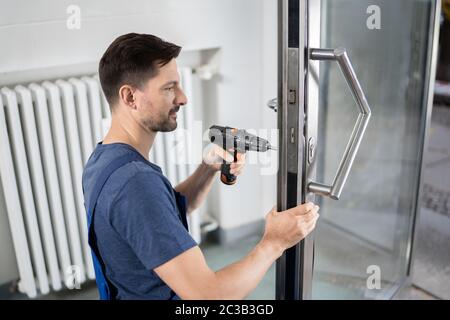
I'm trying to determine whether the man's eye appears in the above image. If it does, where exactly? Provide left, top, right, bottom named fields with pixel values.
left=165, top=87, right=175, bottom=91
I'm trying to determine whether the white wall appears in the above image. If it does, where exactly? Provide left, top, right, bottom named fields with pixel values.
left=204, top=0, right=278, bottom=230
left=0, top=0, right=278, bottom=285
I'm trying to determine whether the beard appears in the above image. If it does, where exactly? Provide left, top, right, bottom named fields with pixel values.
left=142, top=105, right=180, bottom=132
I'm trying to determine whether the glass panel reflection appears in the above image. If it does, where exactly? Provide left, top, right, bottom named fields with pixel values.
left=312, top=0, right=433, bottom=299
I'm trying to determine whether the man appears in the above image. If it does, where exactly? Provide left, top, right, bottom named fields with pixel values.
left=82, top=33, right=320, bottom=300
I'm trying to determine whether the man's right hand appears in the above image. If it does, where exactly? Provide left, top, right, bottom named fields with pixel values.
left=154, top=202, right=319, bottom=299
left=260, top=202, right=320, bottom=256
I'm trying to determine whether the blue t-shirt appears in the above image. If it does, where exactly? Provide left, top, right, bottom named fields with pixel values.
left=82, top=142, right=197, bottom=299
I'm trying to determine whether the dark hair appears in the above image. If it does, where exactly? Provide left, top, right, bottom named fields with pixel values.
left=98, top=33, right=181, bottom=109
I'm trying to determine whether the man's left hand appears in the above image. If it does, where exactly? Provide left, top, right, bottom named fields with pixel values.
left=202, top=144, right=246, bottom=176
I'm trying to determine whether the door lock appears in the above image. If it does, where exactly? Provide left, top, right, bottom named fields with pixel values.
left=308, top=137, right=315, bottom=164
left=288, top=90, right=296, bottom=104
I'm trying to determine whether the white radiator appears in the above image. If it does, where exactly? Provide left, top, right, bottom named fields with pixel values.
left=0, top=68, right=200, bottom=298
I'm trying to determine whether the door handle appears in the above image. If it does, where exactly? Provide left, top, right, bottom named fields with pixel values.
left=307, top=47, right=371, bottom=200
left=267, top=98, right=278, bottom=112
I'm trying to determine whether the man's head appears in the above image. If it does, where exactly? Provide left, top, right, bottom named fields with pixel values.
left=99, top=33, right=187, bottom=132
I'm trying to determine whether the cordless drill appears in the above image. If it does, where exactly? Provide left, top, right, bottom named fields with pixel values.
left=208, top=125, right=277, bottom=185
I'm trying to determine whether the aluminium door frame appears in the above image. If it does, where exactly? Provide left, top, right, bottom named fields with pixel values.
left=276, top=0, right=315, bottom=300
left=398, top=0, right=441, bottom=298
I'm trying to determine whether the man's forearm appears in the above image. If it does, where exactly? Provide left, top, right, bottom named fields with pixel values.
left=210, top=239, right=283, bottom=299
left=174, top=162, right=217, bottom=213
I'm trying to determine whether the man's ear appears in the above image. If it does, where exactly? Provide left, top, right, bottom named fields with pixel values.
left=118, top=85, right=137, bottom=109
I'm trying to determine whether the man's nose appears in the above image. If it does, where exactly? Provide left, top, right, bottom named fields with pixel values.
left=176, top=88, right=188, bottom=106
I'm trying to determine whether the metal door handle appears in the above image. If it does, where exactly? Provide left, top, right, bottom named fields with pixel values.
left=267, top=98, right=278, bottom=112
left=307, top=48, right=371, bottom=200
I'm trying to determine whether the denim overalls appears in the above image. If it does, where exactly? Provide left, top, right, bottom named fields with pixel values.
left=84, top=153, right=189, bottom=300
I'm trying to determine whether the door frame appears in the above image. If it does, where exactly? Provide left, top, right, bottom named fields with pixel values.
left=276, top=0, right=314, bottom=300
left=401, top=0, right=441, bottom=297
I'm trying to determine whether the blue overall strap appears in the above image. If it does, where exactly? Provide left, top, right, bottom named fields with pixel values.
left=169, top=190, right=189, bottom=300
left=86, top=153, right=144, bottom=300
left=173, top=190, right=189, bottom=231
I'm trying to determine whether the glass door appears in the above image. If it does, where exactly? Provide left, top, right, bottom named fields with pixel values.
left=276, top=0, right=441, bottom=299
